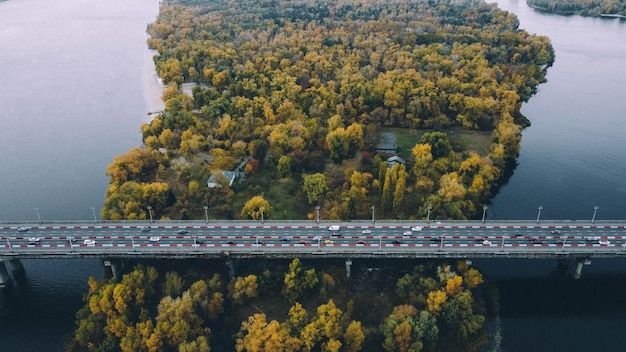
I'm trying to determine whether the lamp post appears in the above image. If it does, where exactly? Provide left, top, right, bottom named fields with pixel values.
left=91, top=206, right=97, bottom=224
left=592, top=206, right=599, bottom=224
left=147, top=206, right=153, bottom=223
left=371, top=206, right=375, bottom=224
left=34, top=207, right=41, bottom=224
left=536, top=206, right=543, bottom=224
left=315, top=205, right=320, bottom=224
left=481, top=206, right=488, bottom=224
left=203, top=205, right=209, bottom=224
left=426, top=205, right=432, bottom=224
left=260, top=206, right=264, bottom=224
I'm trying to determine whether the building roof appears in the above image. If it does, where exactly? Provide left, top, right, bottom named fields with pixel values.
left=375, top=132, right=397, bottom=154
left=207, top=170, right=237, bottom=188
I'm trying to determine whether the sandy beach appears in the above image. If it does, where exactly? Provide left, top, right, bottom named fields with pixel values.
left=143, top=47, right=165, bottom=117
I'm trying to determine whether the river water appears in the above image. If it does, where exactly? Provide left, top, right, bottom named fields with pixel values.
left=0, top=0, right=625, bottom=350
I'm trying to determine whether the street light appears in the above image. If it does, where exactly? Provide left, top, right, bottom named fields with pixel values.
left=203, top=205, right=209, bottom=224
left=536, top=206, right=543, bottom=224
left=371, top=205, right=375, bottom=224
left=592, top=206, right=599, bottom=224
left=426, top=205, right=432, bottom=224
left=90, top=206, right=98, bottom=224
left=147, top=206, right=153, bottom=223
left=260, top=206, right=265, bottom=224
left=34, top=207, right=41, bottom=224
left=481, top=206, right=488, bottom=224
left=315, top=205, right=320, bottom=224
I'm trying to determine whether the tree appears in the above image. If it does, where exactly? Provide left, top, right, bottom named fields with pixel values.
left=228, top=275, right=258, bottom=305
left=240, top=196, right=271, bottom=220
left=283, top=258, right=318, bottom=303
left=343, top=321, right=365, bottom=352
left=277, top=155, right=292, bottom=178
left=303, top=173, right=328, bottom=204
left=419, top=132, right=451, bottom=159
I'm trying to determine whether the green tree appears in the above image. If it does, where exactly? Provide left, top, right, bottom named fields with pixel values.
left=303, top=173, right=329, bottom=204
left=277, top=155, right=292, bottom=178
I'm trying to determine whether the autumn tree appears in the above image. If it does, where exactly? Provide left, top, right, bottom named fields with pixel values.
left=240, top=195, right=271, bottom=220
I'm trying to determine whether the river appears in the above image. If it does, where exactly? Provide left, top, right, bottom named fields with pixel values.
left=0, top=0, right=625, bottom=350
left=0, top=0, right=160, bottom=350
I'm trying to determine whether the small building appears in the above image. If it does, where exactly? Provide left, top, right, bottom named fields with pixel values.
left=386, top=155, right=406, bottom=168
left=207, top=170, right=237, bottom=188
left=375, top=132, right=397, bottom=155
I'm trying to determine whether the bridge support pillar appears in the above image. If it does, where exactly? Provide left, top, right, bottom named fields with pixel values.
left=225, top=259, right=235, bottom=279
left=0, top=260, right=12, bottom=287
left=8, top=259, right=25, bottom=278
left=345, top=259, right=352, bottom=279
left=103, top=259, right=122, bottom=281
left=567, top=258, right=591, bottom=279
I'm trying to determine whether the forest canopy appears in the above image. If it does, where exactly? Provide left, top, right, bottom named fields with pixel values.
left=102, top=0, right=554, bottom=221
left=527, top=0, right=626, bottom=17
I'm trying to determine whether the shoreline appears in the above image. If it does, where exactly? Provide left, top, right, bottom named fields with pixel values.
left=143, top=45, right=165, bottom=119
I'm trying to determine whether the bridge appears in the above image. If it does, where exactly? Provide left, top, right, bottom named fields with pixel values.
left=1, top=220, right=625, bottom=283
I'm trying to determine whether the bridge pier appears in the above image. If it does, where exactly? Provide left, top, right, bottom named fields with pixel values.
left=103, top=259, right=123, bottom=281
left=8, top=259, right=25, bottom=279
left=345, top=259, right=352, bottom=278
left=567, top=258, right=591, bottom=279
left=0, top=260, right=12, bottom=287
left=225, top=259, right=235, bottom=279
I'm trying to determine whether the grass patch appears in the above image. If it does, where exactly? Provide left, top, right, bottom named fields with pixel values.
left=383, top=127, right=494, bottom=161
left=231, top=163, right=310, bottom=220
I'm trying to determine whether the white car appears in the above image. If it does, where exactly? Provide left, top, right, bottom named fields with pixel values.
left=17, top=227, right=29, bottom=232
left=599, top=240, right=610, bottom=245
left=482, top=240, right=492, bottom=246
left=83, top=239, right=96, bottom=246
left=149, top=236, right=161, bottom=242
left=141, top=226, right=151, bottom=232
left=403, top=231, right=412, bottom=236
left=328, top=225, right=340, bottom=231
left=312, top=235, right=322, bottom=241
left=411, top=226, right=423, bottom=232
left=28, top=237, right=40, bottom=244
left=361, top=229, right=372, bottom=234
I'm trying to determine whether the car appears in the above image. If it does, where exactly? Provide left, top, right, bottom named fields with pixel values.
left=28, top=237, right=40, bottom=244
left=527, top=236, right=542, bottom=244
left=357, top=240, right=366, bottom=245
left=391, top=240, right=402, bottom=244
left=149, top=236, right=160, bottom=242
left=509, top=233, right=520, bottom=238
left=141, top=226, right=151, bottom=232
left=403, top=231, right=412, bottom=236
left=482, top=240, right=492, bottom=246
left=550, top=230, right=562, bottom=235
left=226, top=241, right=236, bottom=245
left=17, top=227, right=29, bottom=232
left=361, top=229, right=372, bottom=234
left=83, top=239, right=96, bottom=246
left=299, top=240, right=309, bottom=245
left=280, top=236, right=290, bottom=242
left=599, top=240, right=611, bottom=245
left=312, top=235, right=322, bottom=241
left=177, top=229, right=188, bottom=234
left=331, top=232, right=341, bottom=237
left=324, top=239, right=334, bottom=244
left=474, top=236, right=487, bottom=242
left=411, top=226, right=423, bottom=232
left=328, top=225, right=340, bottom=231
left=430, top=235, right=445, bottom=242
left=585, top=236, right=601, bottom=242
